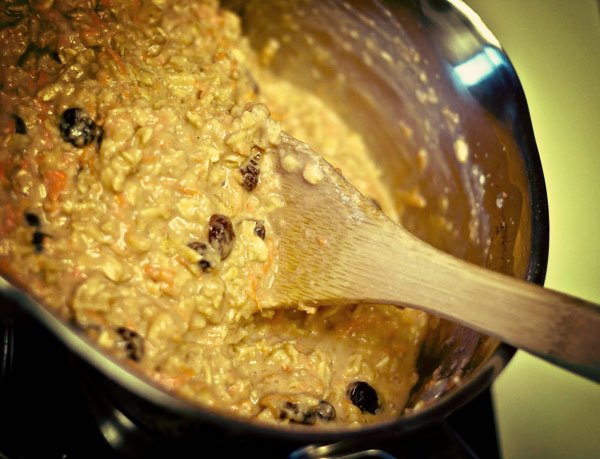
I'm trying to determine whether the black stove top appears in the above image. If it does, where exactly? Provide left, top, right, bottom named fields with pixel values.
left=0, top=301, right=500, bottom=459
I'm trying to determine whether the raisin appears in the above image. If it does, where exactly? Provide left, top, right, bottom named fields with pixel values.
left=96, top=125, right=104, bottom=149
left=16, top=44, right=60, bottom=68
left=59, top=108, right=98, bottom=148
left=208, top=214, right=235, bottom=260
left=24, top=212, right=40, bottom=227
left=1, top=4, right=26, bottom=27
left=295, top=410, right=317, bottom=426
left=313, top=400, right=336, bottom=421
left=347, top=381, right=379, bottom=414
left=16, top=44, right=38, bottom=68
left=239, top=149, right=261, bottom=191
left=279, top=402, right=316, bottom=426
left=50, top=50, right=61, bottom=64
left=254, top=220, right=266, bottom=240
left=31, top=231, right=47, bottom=253
left=279, top=401, right=298, bottom=420
left=241, top=170, right=258, bottom=191
left=188, top=241, right=206, bottom=251
left=188, top=241, right=213, bottom=272
left=198, top=259, right=211, bottom=271
left=116, top=327, right=144, bottom=362
left=11, top=114, right=26, bottom=134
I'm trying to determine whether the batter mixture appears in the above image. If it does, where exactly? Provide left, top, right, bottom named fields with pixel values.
left=0, top=0, right=428, bottom=427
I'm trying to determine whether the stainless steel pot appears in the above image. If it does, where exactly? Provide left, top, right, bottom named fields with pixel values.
left=0, top=0, right=548, bottom=456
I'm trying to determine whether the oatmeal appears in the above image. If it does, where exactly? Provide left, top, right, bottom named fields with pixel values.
left=0, top=0, right=427, bottom=427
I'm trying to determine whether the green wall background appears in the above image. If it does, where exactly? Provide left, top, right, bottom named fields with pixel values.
left=463, top=1, right=600, bottom=458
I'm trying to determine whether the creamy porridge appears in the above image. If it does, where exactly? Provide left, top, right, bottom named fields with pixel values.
left=0, top=0, right=428, bottom=427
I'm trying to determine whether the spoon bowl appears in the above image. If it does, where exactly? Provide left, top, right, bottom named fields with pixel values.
left=261, top=133, right=600, bottom=383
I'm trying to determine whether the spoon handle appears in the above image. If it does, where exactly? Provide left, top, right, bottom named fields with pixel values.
left=355, top=223, right=600, bottom=383
left=268, top=134, right=599, bottom=383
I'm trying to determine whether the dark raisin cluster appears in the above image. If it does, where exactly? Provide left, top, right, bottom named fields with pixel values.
left=31, top=231, right=47, bottom=253
left=24, top=211, right=47, bottom=253
left=253, top=220, right=266, bottom=240
left=188, top=241, right=213, bottom=272
left=59, top=107, right=102, bottom=148
left=347, top=381, right=379, bottom=414
left=188, top=214, right=236, bottom=272
left=208, top=214, right=235, bottom=260
left=11, top=114, right=26, bottom=134
left=278, top=400, right=336, bottom=425
left=239, top=149, right=262, bottom=191
left=24, top=212, right=40, bottom=227
left=116, top=327, right=145, bottom=362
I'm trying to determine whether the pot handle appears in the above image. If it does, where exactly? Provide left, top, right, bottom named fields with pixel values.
left=290, top=443, right=397, bottom=459
left=288, top=423, right=481, bottom=459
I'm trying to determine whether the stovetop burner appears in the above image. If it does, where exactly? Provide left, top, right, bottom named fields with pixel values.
left=0, top=302, right=500, bottom=459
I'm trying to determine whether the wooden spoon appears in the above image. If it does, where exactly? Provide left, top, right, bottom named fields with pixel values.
left=259, top=133, right=600, bottom=383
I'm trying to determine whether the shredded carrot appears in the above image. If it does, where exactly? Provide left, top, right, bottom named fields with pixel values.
left=155, top=368, right=195, bottom=390
left=39, top=9, right=65, bottom=29
left=106, top=46, right=126, bottom=73
left=36, top=69, right=49, bottom=88
left=22, top=73, right=38, bottom=94
left=244, top=200, right=255, bottom=212
left=130, top=0, right=149, bottom=25
left=213, top=51, right=227, bottom=62
left=0, top=256, right=11, bottom=273
left=20, top=158, right=32, bottom=172
left=4, top=117, right=16, bottom=135
left=33, top=100, right=52, bottom=127
left=44, top=169, right=67, bottom=201
left=97, top=70, right=109, bottom=86
left=70, top=267, right=87, bottom=281
left=78, top=147, right=95, bottom=173
left=262, top=240, right=277, bottom=275
left=90, top=9, right=105, bottom=29
left=57, top=34, right=70, bottom=50
left=247, top=242, right=278, bottom=311
left=111, top=192, right=128, bottom=220
left=41, top=127, right=53, bottom=144
left=80, top=310, right=109, bottom=328
left=141, top=153, right=157, bottom=164
left=115, top=193, right=126, bottom=208
left=175, top=185, right=200, bottom=198
left=80, top=26, right=102, bottom=43
left=247, top=271, right=260, bottom=309
left=144, top=263, right=175, bottom=285
left=130, top=0, right=141, bottom=15
left=0, top=204, right=18, bottom=235
left=173, top=254, right=187, bottom=267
